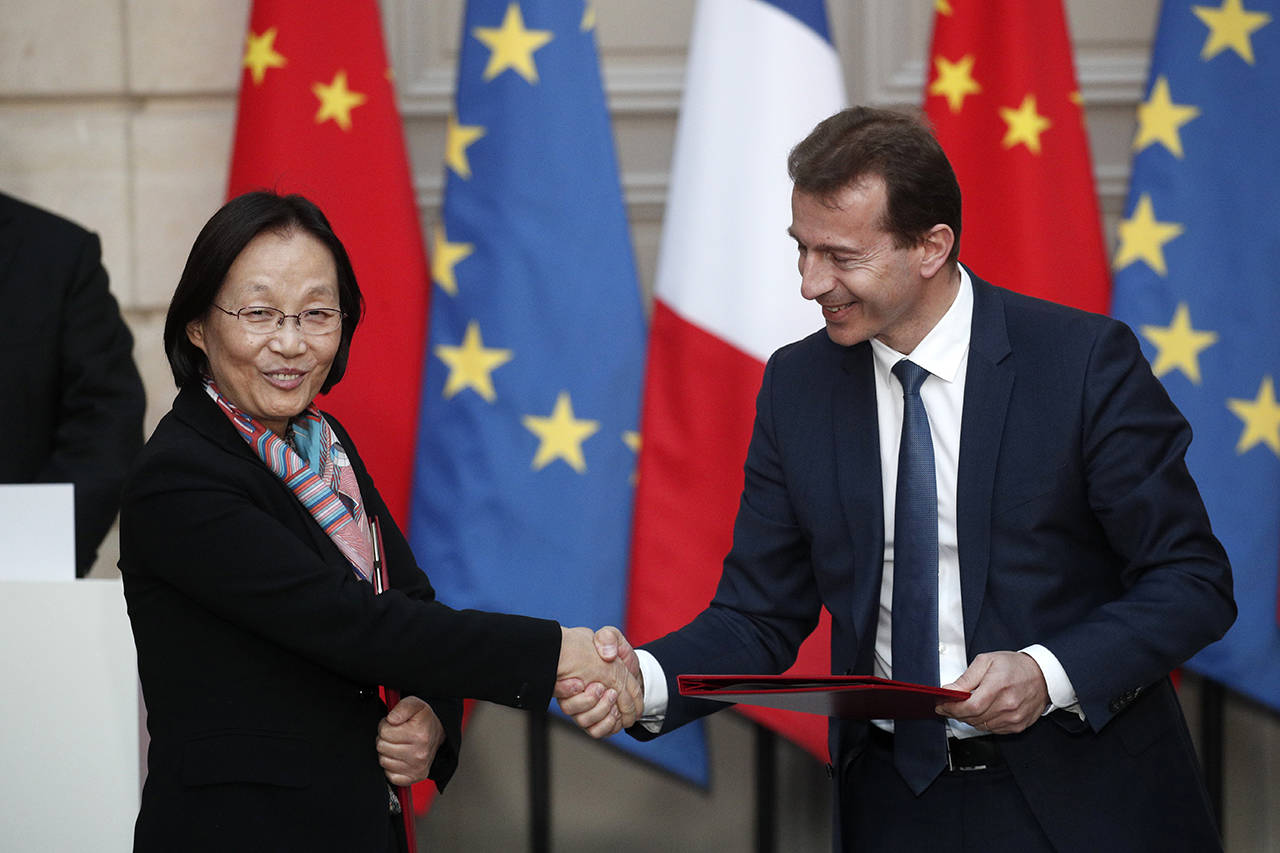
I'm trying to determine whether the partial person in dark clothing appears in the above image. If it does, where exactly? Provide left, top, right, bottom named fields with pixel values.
left=0, top=191, right=145, bottom=576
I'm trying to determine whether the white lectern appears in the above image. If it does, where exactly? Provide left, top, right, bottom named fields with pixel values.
left=0, top=580, right=141, bottom=851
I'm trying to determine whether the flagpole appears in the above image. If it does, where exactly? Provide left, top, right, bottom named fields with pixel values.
left=1200, top=678, right=1225, bottom=834
left=755, top=724, right=777, bottom=853
left=528, top=708, right=550, bottom=853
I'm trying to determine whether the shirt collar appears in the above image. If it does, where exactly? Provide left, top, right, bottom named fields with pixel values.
left=869, top=265, right=973, bottom=384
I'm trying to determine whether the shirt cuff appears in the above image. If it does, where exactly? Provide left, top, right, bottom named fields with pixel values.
left=1021, top=643, right=1082, bottom=716
left=634, top=648, right=667, bottom=733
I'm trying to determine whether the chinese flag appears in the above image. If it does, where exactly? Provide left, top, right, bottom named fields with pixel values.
left=228, top=0, right=429, bottom=527
left=924, top=0, right=1110, bottom=312
left=227, top=0, right=434, bottom=815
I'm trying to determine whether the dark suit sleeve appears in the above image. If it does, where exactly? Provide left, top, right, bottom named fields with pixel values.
left=374, top=509, right=464, bottom=790
left=1040, top=320, right=1234, bottom=727
left=639, top=351, right=822, bottom=736
left=327, top=415, right=464, bottom=788
left=122, top=436, right=563, bottom=716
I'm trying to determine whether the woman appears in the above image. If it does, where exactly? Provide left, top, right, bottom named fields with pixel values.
left=120, top=192, right=633, bottom=852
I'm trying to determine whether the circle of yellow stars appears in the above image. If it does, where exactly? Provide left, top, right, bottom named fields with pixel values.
left=427, top=2, right=637, bottom=477
left=1113, top=0, right=1277, bottom=457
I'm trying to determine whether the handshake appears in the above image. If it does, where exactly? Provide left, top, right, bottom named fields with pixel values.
left=554, top=626, right=644, bottom=738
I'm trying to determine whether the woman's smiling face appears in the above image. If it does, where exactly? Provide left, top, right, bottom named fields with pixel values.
left=187, top=228, right=342, bottom=434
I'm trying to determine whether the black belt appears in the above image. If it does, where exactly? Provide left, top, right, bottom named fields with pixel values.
left=868, top=725, right=1005, bottom=772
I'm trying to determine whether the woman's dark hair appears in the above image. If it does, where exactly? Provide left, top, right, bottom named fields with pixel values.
left=787, top=106, right=962, bottom=264
left=163, top=191, right=363, bottom=392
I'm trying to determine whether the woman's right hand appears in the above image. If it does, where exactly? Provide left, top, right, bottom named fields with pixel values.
left=554, top=626, right=643, bottom=737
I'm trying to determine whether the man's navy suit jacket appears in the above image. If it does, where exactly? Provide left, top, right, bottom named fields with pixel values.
left=640, top=272, right=1235, bottom=850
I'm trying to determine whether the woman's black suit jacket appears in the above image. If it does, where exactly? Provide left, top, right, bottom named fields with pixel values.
left=120, top=384, right=562, bottom=852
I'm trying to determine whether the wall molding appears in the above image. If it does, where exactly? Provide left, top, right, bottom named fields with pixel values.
left=397, top=63, right=685, bottom=118
left=866, top=51, right=1149, bottom=107
left=415, top=163, right=1129, bottom=228
left=403, top=0, right=1147, bottom=233
left=414, top=167, right=669, bottom=225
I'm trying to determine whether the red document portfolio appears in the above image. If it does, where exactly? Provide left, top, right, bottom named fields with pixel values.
left=677, top=674, right=970, bottom=719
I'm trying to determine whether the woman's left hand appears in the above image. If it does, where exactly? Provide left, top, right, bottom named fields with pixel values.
left=376, top=695, right=444, bottom=786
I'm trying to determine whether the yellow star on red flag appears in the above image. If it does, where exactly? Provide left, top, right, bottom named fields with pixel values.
left=243, top=27, right=286, bottom=85
left=999, top=94, right=1052, bottom=154
left=929, top=55, right=982, bottom=114
left=312, top=70, right=368, bottom=131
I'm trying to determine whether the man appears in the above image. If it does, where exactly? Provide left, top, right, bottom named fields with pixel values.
left=0, top=191, right=145, bottom=576
left=559, top=107, right=1234, bottom=851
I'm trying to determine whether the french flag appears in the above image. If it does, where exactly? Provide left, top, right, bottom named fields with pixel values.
left=626, top=0, right=845, bottom=761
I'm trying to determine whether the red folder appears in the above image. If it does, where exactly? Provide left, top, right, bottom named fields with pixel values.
left=371, top=518, right=417, bottom=853
left=677, top=674, right=970, bottom=719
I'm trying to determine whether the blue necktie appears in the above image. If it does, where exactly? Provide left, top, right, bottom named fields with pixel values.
left=890, top=359, right=947, bottom=795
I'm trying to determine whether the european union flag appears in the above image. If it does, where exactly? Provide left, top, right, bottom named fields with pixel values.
left=1111, top=0, right=1280, bottom=710
left=410, top=1, right=708, bottom=782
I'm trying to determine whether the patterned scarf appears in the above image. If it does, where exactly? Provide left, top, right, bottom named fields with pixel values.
left=203, top=379, right=373, bottom=581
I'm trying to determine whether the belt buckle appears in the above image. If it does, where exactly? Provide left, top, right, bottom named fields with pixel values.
left=945, top=737, right=989, bottom=772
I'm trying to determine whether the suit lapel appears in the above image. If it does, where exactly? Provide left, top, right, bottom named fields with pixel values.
left=956, top=276, right=1014, bottom=645
left=833, top=341, right=885, bottom=669
left=174, top=383, right=247, bottom=453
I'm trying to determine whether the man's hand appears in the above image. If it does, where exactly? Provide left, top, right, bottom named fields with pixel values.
left=553, top=626, right=643, bottom=738
left=376, top=695, right=444, bottom=786
left=935, top=651, right=1049, bottom=734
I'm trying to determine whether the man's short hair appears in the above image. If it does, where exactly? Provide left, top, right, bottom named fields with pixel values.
left=788, top=106, right=962, bottom=264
